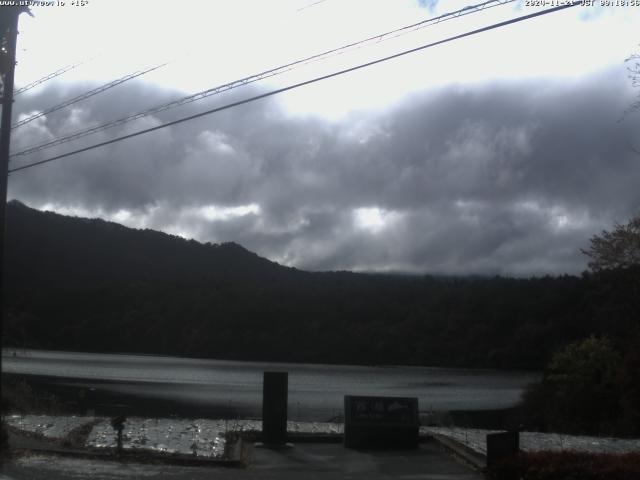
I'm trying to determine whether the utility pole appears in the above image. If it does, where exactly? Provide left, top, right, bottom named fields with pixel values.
left=0, top=6, right=29, bottom=421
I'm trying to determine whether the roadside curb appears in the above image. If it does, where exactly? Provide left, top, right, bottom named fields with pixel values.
left=286, top=433, right=342, bottom=443
left=11, top=445, right=244, bottom=468
left=430, top=433, right=486, bottom=471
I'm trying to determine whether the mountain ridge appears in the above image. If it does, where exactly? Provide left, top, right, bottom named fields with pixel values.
left=5, top=199, right=303, bottom=286
left=3, top=199, right=637, bottom=369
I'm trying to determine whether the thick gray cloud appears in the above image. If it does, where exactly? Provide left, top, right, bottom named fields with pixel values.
left=8, top=69, right=640, bottom=276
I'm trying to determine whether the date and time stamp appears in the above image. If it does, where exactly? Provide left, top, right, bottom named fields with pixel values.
left=1, top=0, right=637, bottom=9
left=0, top=1, right=89, bottom=6
left=2, top=0, right=638, bottom=6
left=2, top=0, right=637, bottom=7
left=525, top=0, right=638, bottom=6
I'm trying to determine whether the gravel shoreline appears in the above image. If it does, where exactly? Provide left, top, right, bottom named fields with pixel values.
left=5, top=414, right=640, bottom=458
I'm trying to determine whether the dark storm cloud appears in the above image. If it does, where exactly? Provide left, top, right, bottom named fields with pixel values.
left=8, top=69, right=640, bottom=275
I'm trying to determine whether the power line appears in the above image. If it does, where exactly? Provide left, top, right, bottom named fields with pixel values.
left=10, top=0, right=516, bottom=159
left=297, top=0, right=330, bottom=12
left=11, top=61, right=168, bottom=129
left=8, top=2, right=579, bottom=174
left=11, top=0, right=326, bottom=112
left=13, top=57, right=96, bottom=96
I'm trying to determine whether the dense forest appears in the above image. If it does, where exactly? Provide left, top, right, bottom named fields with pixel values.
left=3, top=200, right=638, bottom=369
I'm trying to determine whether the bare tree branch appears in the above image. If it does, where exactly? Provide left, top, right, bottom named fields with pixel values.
left=582, top=215, right=640, bottom=271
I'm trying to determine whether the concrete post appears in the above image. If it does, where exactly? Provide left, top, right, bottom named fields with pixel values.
left=262, top=371, right=288, bottom=445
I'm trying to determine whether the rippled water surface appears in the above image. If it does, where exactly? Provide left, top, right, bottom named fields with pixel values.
left=3, top=349, right=539, bottom=420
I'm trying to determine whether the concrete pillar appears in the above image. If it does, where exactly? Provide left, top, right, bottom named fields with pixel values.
left=262, top=371, right=288, bottom=445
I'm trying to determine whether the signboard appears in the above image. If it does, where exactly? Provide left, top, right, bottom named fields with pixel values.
left=486, top=431, right=520, bottom=466
left=344, top=395, right=419, bottom=449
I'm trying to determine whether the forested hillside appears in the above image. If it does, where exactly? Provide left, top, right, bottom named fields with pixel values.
left=3, top=201, right=638, bottom=369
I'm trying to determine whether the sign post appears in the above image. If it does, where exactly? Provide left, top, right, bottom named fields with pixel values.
left=486, top=430, right=520, bottom=467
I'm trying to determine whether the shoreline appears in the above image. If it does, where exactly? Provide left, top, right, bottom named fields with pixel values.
left=2, top=371, right=530, bottom=425
left=6, top=413, right=640, bottom=456
left=4, top=372, right=523, bottom=428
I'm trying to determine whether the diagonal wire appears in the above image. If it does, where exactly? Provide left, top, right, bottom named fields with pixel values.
left=10, top=0, right=515, bottom=159
left=297, top=0, right=330, bottom=12
left=14, top=57, right=97, bottom=96
left=11, top=62, right=169, bottom=129
left=8, top=3, right=579, bottom=174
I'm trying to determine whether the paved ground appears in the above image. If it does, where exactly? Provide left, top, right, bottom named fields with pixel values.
left=1, top=441, right=482, bottom=480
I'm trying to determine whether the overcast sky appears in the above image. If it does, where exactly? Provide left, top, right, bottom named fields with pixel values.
left=6, top=0, right=640, bottom=276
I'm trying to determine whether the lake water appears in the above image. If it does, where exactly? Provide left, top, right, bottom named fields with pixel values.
left=2, top=349, right=539, bottom=421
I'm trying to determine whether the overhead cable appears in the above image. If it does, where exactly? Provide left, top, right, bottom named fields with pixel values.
left=10, top=0, right=516, bottom=158
left=13, top=57, right=96, bottom=96
left=297, top=0, right=330, bottom=12
left=11, top=62, right=168, bottom=129
left=8, top=3, right=580, bottom=174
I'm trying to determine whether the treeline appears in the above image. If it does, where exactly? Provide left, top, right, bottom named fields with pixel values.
left=520, top=335, right=640, bottom=437
left=3, top=200, right=638, bottom=369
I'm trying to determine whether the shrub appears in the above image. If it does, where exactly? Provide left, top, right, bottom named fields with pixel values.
left=520, top=336, right=626, bottom=435
left=1, top=378, right=61, bottom=415
left=0, top=420, right=9, bottom=459
left=488, top=451, right=640, bottom=480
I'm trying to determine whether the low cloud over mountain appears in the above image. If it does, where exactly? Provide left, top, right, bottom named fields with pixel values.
left=9, top=66, right=640, bottom=275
